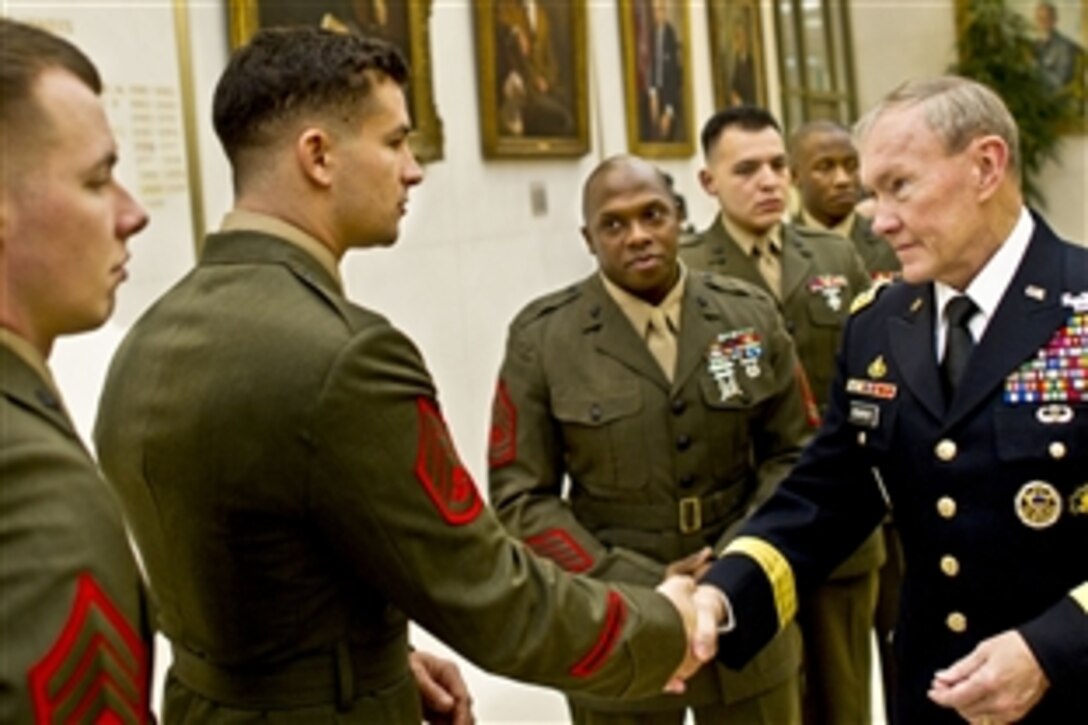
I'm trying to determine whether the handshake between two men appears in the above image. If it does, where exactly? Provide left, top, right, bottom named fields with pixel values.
left=655, top=547, right=727, bottom=693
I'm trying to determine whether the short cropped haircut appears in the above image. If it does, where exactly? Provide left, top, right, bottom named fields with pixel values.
left=788, top=119, right=852, bottom=162
left=854, top=76, right=1021, bottom=176
left=580, top=154, right=671, bottom=222
left=0, top=18, right=101, bottom=137
left=700, top=106, right=781, bottom=158
left=213, top=26, right=409, bottom=168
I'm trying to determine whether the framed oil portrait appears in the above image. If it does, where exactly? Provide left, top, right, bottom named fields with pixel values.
left=707, top=0, right=768, bottom=111
left=227, top=0, right=445, bottom=161
left=618, top=0, right=696, bottom=158
left=955, top=0, right=1087, bottom=133
left=473, top=0, right=590, bottom=157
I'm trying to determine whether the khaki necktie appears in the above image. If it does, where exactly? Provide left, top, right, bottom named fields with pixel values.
left=646, top=308, right=677, bottom=382
left=754, top=237, right=782, bottom=299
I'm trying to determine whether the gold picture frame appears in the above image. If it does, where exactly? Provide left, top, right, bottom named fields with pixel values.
left=707, top=0, right=768, bottom=111
left=618, top=0, right=696, bottom=158
left=954, top=0, right=1087, bottom=134
left=473, top=0, right=590, bottom=158
left=227, top=0, right=445, bottom=162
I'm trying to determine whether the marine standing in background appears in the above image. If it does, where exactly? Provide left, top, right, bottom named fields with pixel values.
left=681, top=106, right=883, bottom=725
left=789, top=118, right=903, bottom=721
left=790, top=120, right=900, bottom=280
left=0, top=18, right=152, bottom=723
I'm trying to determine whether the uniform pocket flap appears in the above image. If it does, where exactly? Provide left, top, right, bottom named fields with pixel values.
left=552, top=390, right=642, bottom=426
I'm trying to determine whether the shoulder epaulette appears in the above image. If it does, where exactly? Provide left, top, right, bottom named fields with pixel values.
left=511, top=284, right=581, bottom=329
left=679, top=230, right=704, bottom=249
left=697, top=271, right=775, bottom=304
left=849, top=277, right=893, bottom=315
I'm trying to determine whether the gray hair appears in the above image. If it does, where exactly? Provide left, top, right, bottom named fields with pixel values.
left=855, top=76, right=1021, bottom=177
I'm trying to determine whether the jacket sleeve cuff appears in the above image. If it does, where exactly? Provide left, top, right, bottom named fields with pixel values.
left=1018, top=584, right=1088, bottom=691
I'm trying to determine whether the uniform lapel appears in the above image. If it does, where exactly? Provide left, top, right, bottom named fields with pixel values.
left=780, top=227, right=813, bottom=306
left=580, top=277, right=670, bottom=390
left=887, top=286, right=946, bottom=421
left=944, top=227, right=1069, bottom=429
left=697, top=217, right=769, bottom=295
left=673, top=279, right=723, bottom=391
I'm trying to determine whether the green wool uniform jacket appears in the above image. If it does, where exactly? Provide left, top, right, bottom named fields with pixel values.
left=1, top=344, right=152, bottom=723
left=791, top=213, right=901, bottom=280
left=94, top=231, right=686, bottom=723
left=850, top=215, right=901, bottom=278
left=681, top=217, right=883, bottom=577
left=488, top=271, right=811, bottom=709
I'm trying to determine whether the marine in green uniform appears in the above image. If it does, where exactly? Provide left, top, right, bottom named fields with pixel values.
left=0, top=19, right=152, bottom=723
left=790, top=119, right=904, bottom=722
left=94, top=28, right=708, bottom=724
left=789, top=120, right=900, bottom=280
left=489, top=155, right=813, bottom=725
left=682, top=107, right=883, bottom=725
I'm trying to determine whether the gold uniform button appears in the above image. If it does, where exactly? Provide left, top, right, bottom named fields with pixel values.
left=857, top=431, right=867, bottom=446
left=940, top=555, right=960, bottom=577
left=946, top=612, right=967, bottom=633
left=1049, top=441, right=1067, bottom=460
left=935, top=439, right=958, bottom=461
left=937, top=497, right=958, bottom=519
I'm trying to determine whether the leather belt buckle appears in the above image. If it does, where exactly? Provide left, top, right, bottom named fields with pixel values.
left=679, top=496, right=702, bottom=534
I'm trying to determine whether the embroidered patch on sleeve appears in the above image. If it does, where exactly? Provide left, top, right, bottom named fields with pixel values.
left=28, top=573, right=149, bottom=724
left=570, top=590, right=628, bottom=678
left=524, top=529, right=594, bottom=572
left=488, top=380, right=517, bottom=470
left=415, top=397, right=484, bottom=526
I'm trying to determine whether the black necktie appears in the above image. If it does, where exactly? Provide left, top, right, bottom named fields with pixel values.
left=941, top=295, right=978, bottom=400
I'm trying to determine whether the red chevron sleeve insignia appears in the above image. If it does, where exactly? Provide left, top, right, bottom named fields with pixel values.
left=28, top=573, right=149, bottom=723
left=487, top=380, right=517, bottom=470
left=524, top=529, right=594, bottom=572
left=570, top=590, right=627, bottom=678
left=415, top=397, right=484, bottom=526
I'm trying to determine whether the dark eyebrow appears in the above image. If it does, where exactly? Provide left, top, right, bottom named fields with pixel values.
left=85, top=150, right=118, bottom=177
left=385, top=122, right=412, bottom=141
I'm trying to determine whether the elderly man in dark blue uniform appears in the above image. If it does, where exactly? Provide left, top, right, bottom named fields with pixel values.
left=694, top=76, right=1088, bottom=725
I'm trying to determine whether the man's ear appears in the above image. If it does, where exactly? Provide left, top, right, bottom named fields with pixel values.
left=698, top=167, right=717, bottom=197
left=581, top=226, right=595, bottom=256
left=296, top=127, right=335, bottom=188
left=971, top=134, right=1009, bottom=201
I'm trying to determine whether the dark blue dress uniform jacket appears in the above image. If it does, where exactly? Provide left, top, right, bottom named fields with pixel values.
left=703, top=215, right=1088, bottom=724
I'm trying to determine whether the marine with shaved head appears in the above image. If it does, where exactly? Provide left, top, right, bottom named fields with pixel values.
left=489, top=154, right=815, bottom=724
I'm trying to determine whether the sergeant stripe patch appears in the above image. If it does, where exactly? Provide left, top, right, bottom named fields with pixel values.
left=415, top=397, right=484, bottom=526
left=524, top=529, right=594, bottom=572
left=28, top=573, right=149, bottom=724
left=488, top=380, right=517, bottom=469
left=570, top=590, right=627, bottom=678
